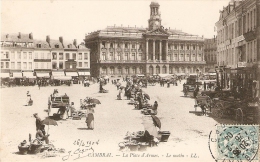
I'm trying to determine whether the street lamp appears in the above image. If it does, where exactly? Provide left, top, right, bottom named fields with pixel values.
left=219, top=68, right=223, bottom=90
left=196, top=69, right=199, bottom=82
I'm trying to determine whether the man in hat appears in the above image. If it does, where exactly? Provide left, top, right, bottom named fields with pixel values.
left=36, top=125, right=49, bottom=144
left=26, top=91, right=31, bottom=106
left=33, top=113, right=42, bottom=131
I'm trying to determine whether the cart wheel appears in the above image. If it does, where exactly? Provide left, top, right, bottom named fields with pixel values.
left=212, top=109, right=219, bottom=117
left=218, top=109, right=224, bottom=118
left=236, top=108, right=244, bottom=124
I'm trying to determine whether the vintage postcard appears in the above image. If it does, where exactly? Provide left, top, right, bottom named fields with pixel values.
left=1, top=0, right=260, bottom=162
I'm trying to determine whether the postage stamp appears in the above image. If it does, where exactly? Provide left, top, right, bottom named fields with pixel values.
left=215, top=125, right=259, bottom=161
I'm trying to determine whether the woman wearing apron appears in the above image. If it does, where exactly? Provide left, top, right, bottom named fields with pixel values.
left=86, top=107, right=95, bottom=130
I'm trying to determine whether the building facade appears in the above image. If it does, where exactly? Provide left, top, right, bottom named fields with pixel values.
left=216, top=0, right=259, bottom=69
left=1, top=33, right=90, bottom=77
left=85, top=2, right=206, bottom=77
left=204, top=37, right=217, bottom=72
left=215, top=0, right=260, bottom=95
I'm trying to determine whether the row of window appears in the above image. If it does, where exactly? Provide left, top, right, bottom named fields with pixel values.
left=1, top=62, right=33, bottom=70
left=101, top=41, right=203, bottom=50
left=1, top=61, right=89, bottom=70
left=0, top=51, right=89, bottom=60
left=51, top=53, right=88, bottom=60
left=100, top=66, right=203, bottom=74
left=217, top=7, right=257, bottom=44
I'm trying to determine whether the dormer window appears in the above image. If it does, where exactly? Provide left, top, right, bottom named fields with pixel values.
left=55, top=44, right=59, bottom=48
left=110, top=43, right=113, bottom=48
left=125, top=43, right=128, bottom=48
left=37, top=43, right=41, bottom=48
left=132, top=44, right=135, bottom=49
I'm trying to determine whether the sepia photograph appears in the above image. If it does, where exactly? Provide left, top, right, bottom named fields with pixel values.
left=1, top=0, right=260, bottom=161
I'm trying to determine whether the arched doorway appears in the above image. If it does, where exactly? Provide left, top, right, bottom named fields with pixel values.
left=162, top=65, right=167, bottom=74
left=149, top=66, right=154, bottom=75
left=125, top=67, right=129, bottom=75
left=110, top=66, right=115, bottom=75
left=132, top=66, right=136, bottom=74
left=102, top=66, right=107, bottom=75
left=156, top=65, right=160, bottom=74
left=118, top=66, right=122, bottom=75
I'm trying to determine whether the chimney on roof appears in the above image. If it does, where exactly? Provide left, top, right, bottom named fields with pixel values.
left=46, top=35, right=51, bottom=47
left=29, top=33, right=33, bottom=39
left=73, top=39, right=77, bottom=48
left=6, top=34, right=9, bottom=38
left=46, top=35, right=50, bottom=43
left=18, top=32, right=21, bottom=39
left=59, top=36, right=64, bottom=48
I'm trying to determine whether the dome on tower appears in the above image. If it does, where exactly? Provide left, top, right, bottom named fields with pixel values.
left=150, top=1, right=160, bottom=7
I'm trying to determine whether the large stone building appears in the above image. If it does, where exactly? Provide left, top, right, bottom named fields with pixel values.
left=85, top=2, right=206, bottom=77
left=1, top=33, right=90, bottom=78
left=215, top=0, right=259, bottom=94
left=204, top=37, right=217, bottom=72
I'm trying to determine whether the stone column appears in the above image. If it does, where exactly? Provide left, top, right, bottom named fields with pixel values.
left=184, top=43, right=186, bottom=61
left=166, top=40, right=168, bottom=61
left=106, top=41, right=109, bottom=60
left=129, top=41, right=132, bottom=60
left=99, top=40, right=102, bottom=60
left=159, top=40, right=162, bottom=60
left=114, top=41, right=116, bottom=61
left=178, top=43, right=180, bottom=61
left=153, top=39, right=155, bottom=60
left=146, top=39, right=149, bottom=60
left=122, top=41, right=125, bottom=61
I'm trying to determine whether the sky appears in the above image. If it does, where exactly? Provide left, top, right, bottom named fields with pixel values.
left=1, top=0, right=230, bottom=43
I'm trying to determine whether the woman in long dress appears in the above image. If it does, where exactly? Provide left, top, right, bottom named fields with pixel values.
left=86, top=107, right=94, bottom=129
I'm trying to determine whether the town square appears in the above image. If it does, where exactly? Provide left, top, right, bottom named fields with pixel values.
left=1, top=0, right=260, bottom=162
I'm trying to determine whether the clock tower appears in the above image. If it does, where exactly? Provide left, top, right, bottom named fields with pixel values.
left=148, top=1, right=162, bottom=30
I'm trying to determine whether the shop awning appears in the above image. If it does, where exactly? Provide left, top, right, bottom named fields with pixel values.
left=12, top=72, right=23, bottom=78
left=65, top=72, right=78, bottom=77
left=176, top=73, right=186, bottom=76
left=0, top=73, right=10, bottom=78
left=78, top=72, right=90, bottom=76
left=53, top=76, right=71, bottom=81
left=52, top=71, right=65, bottom=77
left=158, top=74, right=171, bottom=78
left=137, top=74, right=145, bottom=77
left=23, top=72, right=36, bottom=78
left=36, top=72, right=50, bottom=78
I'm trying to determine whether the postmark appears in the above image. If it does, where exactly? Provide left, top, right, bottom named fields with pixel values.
left=209, top=124, right=259, bottom=162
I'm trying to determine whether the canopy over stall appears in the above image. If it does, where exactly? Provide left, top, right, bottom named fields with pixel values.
left=36, top=72, right=50, bottom=78
left=78, top=72, right=90, bottom=76
left=65, top=72, right=79, bottom=77
left=12, top=72, right=23, bottom=78
left=22, top=72, right=36, bottom=79
left=0, top=73, right=10, bottom=78
left=53, top=76, right=71, bottom=81
left=52, top=71, right=65, bottom=77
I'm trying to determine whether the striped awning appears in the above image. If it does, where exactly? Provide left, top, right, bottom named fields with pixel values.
left=53, top=76, right=71, bottom=81
left=12, top=72, right=23, bottom=78
left=23, top=72, right=36, bottom=78
left=0, top=73, right=10, bottom=78
left=52, top=71, right=65, bottom=77
left=36, top=72, right=50, bottom=78
left=78, top=72, right=90, bottom=76
left=65, top=72, right=78, bottom=77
